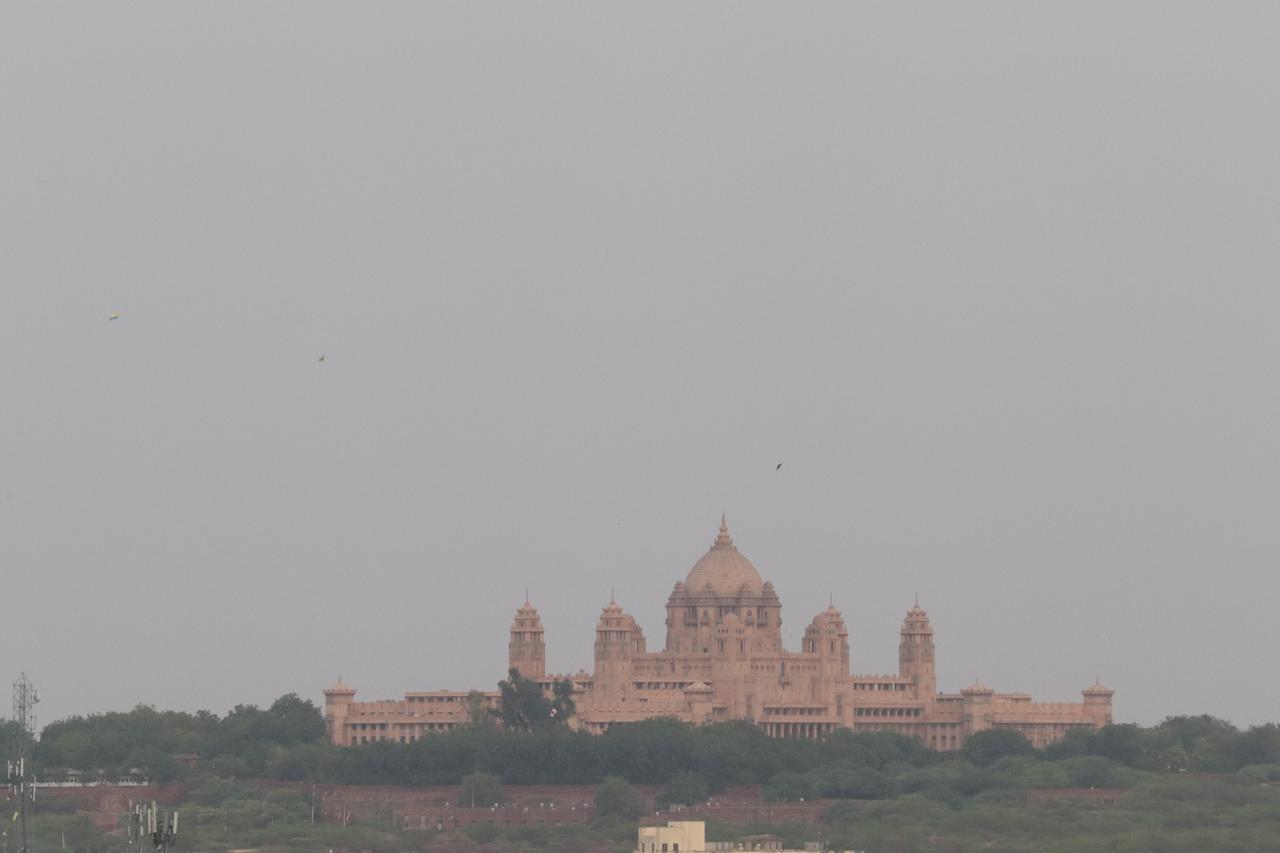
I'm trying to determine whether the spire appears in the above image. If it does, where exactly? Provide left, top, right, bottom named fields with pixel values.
left=525, top=587, right=530, bottom=605
left=715, top=514, right=733, bottom=547
left=325, top=676, right=355, bottom=695
left=610, top=586, right=616, bottom=604
left=914, top=590, right=919, bottom=607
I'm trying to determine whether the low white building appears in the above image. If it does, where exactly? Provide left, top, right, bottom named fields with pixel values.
left=635, top=820, right=862, bottom=852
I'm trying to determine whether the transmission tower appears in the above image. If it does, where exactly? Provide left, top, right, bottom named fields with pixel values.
left=7, top=674, right=38, bottom=853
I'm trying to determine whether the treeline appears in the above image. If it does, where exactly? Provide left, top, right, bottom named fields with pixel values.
left=33, top=694, right=324, bottom=780
left=311, top=716, right=1280, bottom=794
left=29, top=694, right=1280, bottom=794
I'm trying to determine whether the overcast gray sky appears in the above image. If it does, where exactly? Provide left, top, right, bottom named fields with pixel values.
left=2, top=3, right=1277, bottom=732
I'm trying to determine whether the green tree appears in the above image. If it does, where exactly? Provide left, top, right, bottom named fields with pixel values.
left=763, top=771, right=814, bottom=802
left=1043, top=727, right=1091, bottom=760
left=1060, top=755, right=1120, bottom=787
left=496, top=669, right=575, bottom=730
left=657, top=771, right=709, bottom=807
left=808, top=765, right=896, bottom=799
left=552, top=678, right=577, bottom=721
left=263, top=742, right=330, bottom=781
left=124, top=746, right=181, bottom=782
left=0, top=720, right=23, bottom=760
left=1088, top=724, right=1144, bottom=766
left=265, top=693, right=327, bottom=743
left=599, top=717, right=699, bottom=784
left=1189, top=735, right=1234, bottom=772
left=458, top=771, right=505, bottom=806
left=961, top=729, right=1035, bottom=767
left=594, top=775, right=644, bottom=819
left=1232, top=724, right=1280, bottom=767
left=466, top=690, right=492, bottom=725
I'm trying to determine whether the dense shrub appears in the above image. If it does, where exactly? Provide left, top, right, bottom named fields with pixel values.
left=594, top=776, right=644, bottom=819
left=764, top=771, right=814, bottom=802
left=657, top=771, right=710, bottom=807
left=808, top=766, right=897, bottom=799
left=961, top=729, right=1035, bottom=767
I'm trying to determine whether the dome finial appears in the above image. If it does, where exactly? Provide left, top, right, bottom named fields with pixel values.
left=715, top=515, right=733, bottom=547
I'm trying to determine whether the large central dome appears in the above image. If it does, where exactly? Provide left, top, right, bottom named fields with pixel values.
left=684, top=516, right=765, bottom=595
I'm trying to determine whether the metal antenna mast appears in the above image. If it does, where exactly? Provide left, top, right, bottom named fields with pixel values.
left=128, top=801, right=178, bottom=853
left=9, top=674, right=39, bottom=853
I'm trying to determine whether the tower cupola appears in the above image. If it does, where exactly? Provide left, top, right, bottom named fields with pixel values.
left=509, top=596, right=547, bottom=679
left=899, top=598, right=937, bottom=704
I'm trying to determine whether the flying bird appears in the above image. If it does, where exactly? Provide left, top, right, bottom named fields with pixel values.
left=776, top=463, right=782, bottom=471
left=318, top=354, right=325, bottom=363
left=107, top=313, right=121, bottom=321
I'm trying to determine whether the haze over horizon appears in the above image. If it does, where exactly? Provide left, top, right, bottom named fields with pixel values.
left=2, top=3, right=1277, bottom=733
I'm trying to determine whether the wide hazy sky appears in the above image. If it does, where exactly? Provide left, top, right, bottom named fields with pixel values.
left=2, top=3, right=1277, bottom=732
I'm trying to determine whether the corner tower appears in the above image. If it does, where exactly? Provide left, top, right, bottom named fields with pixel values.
left=1082, top=680, right=1115, bottom=727
left=899, top=599, right=936, bottom=705
left=594, top=598, right=645, bottom=703
left=323, top=678, right=357, bottom=745
left=509, top=598, right=547, bottom=680
left=804, top=604, right=851, bottom=713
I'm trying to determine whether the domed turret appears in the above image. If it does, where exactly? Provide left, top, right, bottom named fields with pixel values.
left=664, top=517, right=783, bottom=655
left=804, top=602, right=850, bottom=679
left=800, top=603, right=850, bottom=710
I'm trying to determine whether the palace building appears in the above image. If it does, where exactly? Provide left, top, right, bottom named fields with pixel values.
left=325, top=517, right=1113, bottom=750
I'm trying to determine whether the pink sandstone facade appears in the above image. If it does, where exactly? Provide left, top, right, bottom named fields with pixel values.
left=325, top=518, right=1113, bottom=750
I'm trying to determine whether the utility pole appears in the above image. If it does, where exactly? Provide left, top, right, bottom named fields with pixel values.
left=7, top=674, right=38, bottom=853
